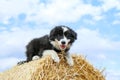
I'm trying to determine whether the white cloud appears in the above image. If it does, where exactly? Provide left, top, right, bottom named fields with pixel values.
left=0, top=57, right=20, bottom=71
left=92, top=15, right=104, bottom=21
left=115, top=12, right=120, bottom=17
left=101, top=0, right=120, bottom=11
left=0, top=0, right=103, bottom=24
left=0, top=0, right=43, bottom=24
left=1, top=0, right=120, bottom=25
left=106, top=70, right=120, bottom=80
left=0, top=27, right=50, bottom=57
left=0, top=27, right=7, bottom=31
left=26, top=0, right=103, bottom=24
left=112, top=20, right=120, bottom=25
left=113, top=12, right=120, bottom=25
left=0, top=0, right=40, bottom=16
left=71, top=28, right=116, bottom=54
left=97, top=54, right=106, bottom=60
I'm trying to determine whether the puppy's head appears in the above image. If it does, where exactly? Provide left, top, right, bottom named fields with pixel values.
left=49, top=25, right=77, bottom=51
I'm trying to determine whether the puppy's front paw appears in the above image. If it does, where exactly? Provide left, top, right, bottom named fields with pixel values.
left=67, top=58, right=74, bottom=66
left=66, top=55, right=74, bottom=66
left=52, top=54, right=60, bottom=63
left=43, top=50, right=60, bottom=63
left=32, top=55, right=40, bottom=60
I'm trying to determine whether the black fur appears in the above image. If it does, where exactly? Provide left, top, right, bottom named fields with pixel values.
left=18, top=25, right=77, bottom=65
left=25, top=35, right=52, bottom=62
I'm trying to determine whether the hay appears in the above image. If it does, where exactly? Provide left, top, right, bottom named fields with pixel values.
left=0, top=54, right=105, bottom=80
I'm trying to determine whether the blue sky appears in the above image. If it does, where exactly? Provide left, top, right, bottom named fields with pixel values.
left=0, top=0, right=120, bottom=80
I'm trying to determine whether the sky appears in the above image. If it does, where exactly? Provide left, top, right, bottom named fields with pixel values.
left=0, top=0, right=120, bottom=80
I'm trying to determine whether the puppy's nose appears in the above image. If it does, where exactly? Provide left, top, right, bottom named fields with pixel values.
left=61, top=41, right=66, bottom=44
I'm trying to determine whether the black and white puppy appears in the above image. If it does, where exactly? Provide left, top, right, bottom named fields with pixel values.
left=18, top=25, right=77, bottom=66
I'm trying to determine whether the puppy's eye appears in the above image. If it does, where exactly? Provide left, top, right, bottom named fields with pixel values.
left=65, top=32, right=72, bottom=38
left=66, top=35, right=72, bottom=39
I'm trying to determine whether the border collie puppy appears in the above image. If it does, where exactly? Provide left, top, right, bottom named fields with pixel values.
left=18, top=25, right=77, bottom=66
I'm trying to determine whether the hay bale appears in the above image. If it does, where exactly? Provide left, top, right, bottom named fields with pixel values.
left=0, top=55, right=105, bottom=80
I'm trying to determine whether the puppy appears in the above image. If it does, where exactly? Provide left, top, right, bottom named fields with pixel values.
left=18, top=25, right=77, bottom=66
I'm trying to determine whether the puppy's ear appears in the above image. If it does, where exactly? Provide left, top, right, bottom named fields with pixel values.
left=71, top=30, right=77, bottom=40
